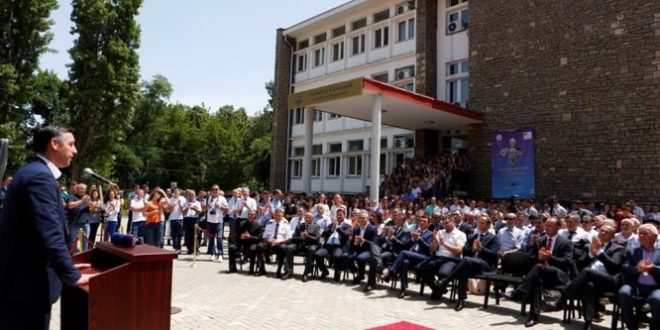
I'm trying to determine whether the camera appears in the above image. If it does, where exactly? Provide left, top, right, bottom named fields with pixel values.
left=210, top=209, right=217, bottom=215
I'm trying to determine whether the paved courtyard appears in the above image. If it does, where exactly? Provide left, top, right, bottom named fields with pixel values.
left=49, top=248, right=624, bottom=330
left=47, top=220, right=625, bottom=330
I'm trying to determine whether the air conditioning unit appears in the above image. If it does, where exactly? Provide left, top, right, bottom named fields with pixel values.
left=393, top=137, right=407, bottom=149
left=396, top=67, right=414, bottom=80
left=396, top=1, right=415, bottom=15
left=447, top=19, right=467, bottom=34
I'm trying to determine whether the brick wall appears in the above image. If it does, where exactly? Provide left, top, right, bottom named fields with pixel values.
left=468, top=0, right=660, bottom=204
left=415, top=0, right=438, bottom=98
left=270, top=29, right=294, bottom=191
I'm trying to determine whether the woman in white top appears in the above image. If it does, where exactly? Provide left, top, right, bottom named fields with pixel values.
left=103, top=189, right=121, bottom=241
left=330, top=194, right=344, bottom=221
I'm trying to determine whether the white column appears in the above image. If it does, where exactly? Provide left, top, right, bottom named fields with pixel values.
left=302, top=107, right=314, bottom=194
left=370, top=94, right=382, bottom=205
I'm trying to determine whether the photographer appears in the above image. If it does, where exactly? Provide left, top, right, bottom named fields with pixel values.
left=204, top=185, right=229, bottom=262
left=102, top=189, right=121, bottom=241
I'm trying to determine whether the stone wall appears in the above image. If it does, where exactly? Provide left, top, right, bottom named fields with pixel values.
left=468, top=0, right=660, bottom=204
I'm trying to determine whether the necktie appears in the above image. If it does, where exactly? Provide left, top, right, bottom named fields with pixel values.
left=273, top=222, right=280, bottom=241
left=567, top=231, right=575, bottom=241
left=546, top=237, right=553, bottom=251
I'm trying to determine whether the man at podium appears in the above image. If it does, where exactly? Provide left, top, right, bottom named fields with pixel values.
left=0, top=124, right=92, bottom=330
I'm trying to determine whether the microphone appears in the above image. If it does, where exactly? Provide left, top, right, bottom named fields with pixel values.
left=83, top=168, right=115, bottom=185
left=111, top=233, right=138, bottom=247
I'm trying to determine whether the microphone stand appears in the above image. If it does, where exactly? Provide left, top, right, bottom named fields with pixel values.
left=97, top=182, right=106, bottom=244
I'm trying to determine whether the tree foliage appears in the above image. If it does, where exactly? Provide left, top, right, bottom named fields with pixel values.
left=3, top=3, right=274, bottom=192
left=67, top=0, right=142, bottom=179
left=0, top=0, right=59, bottom=173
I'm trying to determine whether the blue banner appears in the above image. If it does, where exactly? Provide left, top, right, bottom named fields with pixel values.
left=491, top=128, right=535, bottom=199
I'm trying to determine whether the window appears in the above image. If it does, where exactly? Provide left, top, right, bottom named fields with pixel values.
left=447, top=9, right=469, bottom=34
left=347, top=155, right=362, bottom=176
left=292, top=147, right=304, bottom=156
left=351, top=18, right=367, bottom=31
left=328, top=157, right=341, bottom=177
left=351, top=34, right=366, bottom=55
left=372, top=72, right=388, bottom=82
left=328, top=142, right=342, bottom=153
left=396, top=0, right=416, bottom=15
left=329, top=113, right=342, bottom=119
left=374, top=9, right=390, bottom=23
left=447, top=0, right=468, bottom=7
left=313, top=48, right=325, bottom=67
left=313, top=110, right=323, bottom=121
left=290, top=159, right=302, bottom=178
left=312, top=144, right=322, bottom=155
left=348, top=139, right=364, bottom=151
left=331, top=41, right=344, bottom=62
left=332, top=25, right=346, bottom=38
left=448, top=78, right=469, bottom=106
left=297, top=40, right=309, bottom=50
left=291, top=108, right=304, bottom=124
left=399, top=82, right=415, bottom=91
left=446, top=60, right=469, bottom=106
left=380, top=153, right=386, bottom=175
left=312, top=158, right=321, bottom=177
left=447, top=60, right=469, bottom=76
left=381, top=138, right=388, bottom=149
left=374, top=26, right=389, bottom=48
left=314, top=32, right=327, bottom=45
left=296, top=54, right=307, bottom=72
left=397, top=18, right=415, bottom=42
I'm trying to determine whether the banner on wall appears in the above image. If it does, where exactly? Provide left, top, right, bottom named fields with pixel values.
left=491, top=128, right=535, bottom=199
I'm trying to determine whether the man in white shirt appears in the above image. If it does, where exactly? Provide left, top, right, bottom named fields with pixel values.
left=498, top=213, right=525, bottom=256
left=421, top=216, right=467, bottom=300
left=182, top=189, right=201, bottom=254
left=129, top=188, right=146, bottom=239
left=238, top=187, right=257, bottom=221
left=227, top=188, right=243, bottom=247
left=204, top=185, right=228, bottom=262
left=559, top=214, right=592, bottom=244
left=289, top=208, right=305, bottom=232
left=168, top=188, right=186, bottom=253
left=256, top=208, right=291, bottom=277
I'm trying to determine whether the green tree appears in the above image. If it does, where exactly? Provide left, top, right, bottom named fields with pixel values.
left=0, top=0, right=58, bottom=173
left=67, top=0, right=142, bottom=179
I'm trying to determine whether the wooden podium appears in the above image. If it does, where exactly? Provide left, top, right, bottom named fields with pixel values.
left=61, top=242, right=178, bottom=330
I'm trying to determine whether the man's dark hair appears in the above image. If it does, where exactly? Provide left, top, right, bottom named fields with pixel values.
left=31, top=124, right=74, bottom=153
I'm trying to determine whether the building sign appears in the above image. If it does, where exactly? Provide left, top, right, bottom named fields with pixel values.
left=491, top=128, right=535, bottom=199
left=288, top=78, right=363, bottom=108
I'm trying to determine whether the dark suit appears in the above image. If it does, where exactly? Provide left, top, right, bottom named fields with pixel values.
left=285, top=221, right=321, bottom=275
left=315, top=221, right=352, bottom=280
left=229, top=219, right=263, bottom=273
left=349, top=223, right=378, bottom=286
left=442, top=231, right=500, bottom=300
left=388, top=228, right=435, bottom=290
left=566, top=241, right=624, bottom=323
left=0, top=158, right=81, bottom=330
left=516, top=235, right=574, bottom=317
left=618, top=246, right=660, bottom=330
left=372, top=225, right=412, bottom=286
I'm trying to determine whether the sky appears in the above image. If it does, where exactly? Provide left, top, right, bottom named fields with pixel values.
left=40, top=0, right=349, bottom=115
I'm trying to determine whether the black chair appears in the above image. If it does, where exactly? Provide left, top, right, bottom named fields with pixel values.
left=483, top=252, right=534, bottom=314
